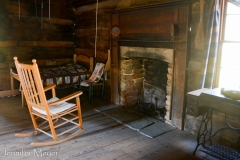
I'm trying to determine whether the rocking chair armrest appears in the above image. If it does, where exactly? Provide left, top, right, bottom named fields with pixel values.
left=44, top=84, right=56, bottom=97
left=44, top=84, right=56, bottom=92
left=48, top=91, right=83, bottom=106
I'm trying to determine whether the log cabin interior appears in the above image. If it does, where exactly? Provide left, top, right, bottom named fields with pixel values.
left=0, top=0, right=240, bottom=159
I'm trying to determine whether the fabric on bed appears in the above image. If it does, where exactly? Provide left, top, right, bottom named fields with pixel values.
left=12, top=63, right=88, bottom=89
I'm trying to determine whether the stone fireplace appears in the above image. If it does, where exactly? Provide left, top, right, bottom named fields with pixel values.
left=119, top=46, right=174, bottom=121
left=110, top=3, right=189, bottom=129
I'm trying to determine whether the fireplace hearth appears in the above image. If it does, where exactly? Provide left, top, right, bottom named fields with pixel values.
left=135, top=90, right=167, bottom=122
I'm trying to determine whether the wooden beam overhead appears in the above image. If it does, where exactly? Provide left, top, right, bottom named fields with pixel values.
left=66, top=0, right=108, bottom=8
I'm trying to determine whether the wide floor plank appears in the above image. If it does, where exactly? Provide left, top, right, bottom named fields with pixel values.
left=0, top=89, right=218, bottom=160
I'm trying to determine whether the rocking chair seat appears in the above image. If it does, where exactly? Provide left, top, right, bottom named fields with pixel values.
left=32, top=97, right=76, bottom=115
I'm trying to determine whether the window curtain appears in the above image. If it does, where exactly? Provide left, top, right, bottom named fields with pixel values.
left=200, top=0, right=221, bottom=88
left=228, top=0, right=240, bottom=6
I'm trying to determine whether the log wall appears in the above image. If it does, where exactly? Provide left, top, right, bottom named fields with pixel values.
left=71, top=0, right=190, bottom=129
left=1, top=0, right=236, bottom=146
left=0, top=0, right=74, bottom=91
left=71, top=0, right=237, bottom=139
left=73, top=1, right=114, bottom=100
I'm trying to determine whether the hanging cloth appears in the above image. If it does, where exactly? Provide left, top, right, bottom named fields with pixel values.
left=200, top=0, right=221, bottom=89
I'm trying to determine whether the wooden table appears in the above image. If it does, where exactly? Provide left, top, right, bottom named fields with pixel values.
left=186, top=88, right=211, bottom=117
left=198, top=88, right=240, bottom=118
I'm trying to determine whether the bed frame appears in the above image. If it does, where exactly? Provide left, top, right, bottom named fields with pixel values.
left=10, top=51, right=111, bottom=106
left=10, top=54, right=94, bottom=106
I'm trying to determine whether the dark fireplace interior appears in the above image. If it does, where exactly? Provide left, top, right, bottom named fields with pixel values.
left=119, top=46, right=173, bottom=122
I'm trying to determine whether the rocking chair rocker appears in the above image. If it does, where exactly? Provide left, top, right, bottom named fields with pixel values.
left=14, top=57, right=83, bottom=146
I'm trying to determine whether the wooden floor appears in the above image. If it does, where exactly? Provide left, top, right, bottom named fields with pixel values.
left=0, top=88, right=217, bottom=160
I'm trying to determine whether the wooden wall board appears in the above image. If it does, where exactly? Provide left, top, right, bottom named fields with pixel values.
left=0, top=47, right=74, bottom=62
left=0, top=41, right=74, bottom=48
left=66, top=0, right=108, bottom=8
left=74, top=11, right=111, bottom=59
left=0, top=0, right=74, bottom=90
left=75, top=49, right=108, bottom=63
left=76, top=36, right=110, bottom=52
left=0, top=89, right=20, bottom=97
left=0, top=31, right=74, bottom=41
left=75, top=11, right=111, bottom=29
left=0, top=0, right=73, bottom=19
left=76, top=28, right=110, bottom=38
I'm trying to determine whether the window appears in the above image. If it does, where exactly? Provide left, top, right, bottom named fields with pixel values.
left=216, top=1, right=240, bottom=89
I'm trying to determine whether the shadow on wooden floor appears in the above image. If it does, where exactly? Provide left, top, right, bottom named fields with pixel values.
left=0, top=87, right=217, bottom=160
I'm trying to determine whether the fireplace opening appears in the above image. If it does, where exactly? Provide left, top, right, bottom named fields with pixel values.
left=119, top=46, right=174, bottom=122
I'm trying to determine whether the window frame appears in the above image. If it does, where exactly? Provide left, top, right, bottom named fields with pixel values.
left=214, top=0, right=240, bottom=88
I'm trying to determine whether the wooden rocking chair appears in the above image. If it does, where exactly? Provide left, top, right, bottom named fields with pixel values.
left=14, top=57, right=83, bottom=146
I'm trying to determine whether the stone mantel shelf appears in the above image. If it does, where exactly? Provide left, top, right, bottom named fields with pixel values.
left=111, top=38, right=186, bottom=43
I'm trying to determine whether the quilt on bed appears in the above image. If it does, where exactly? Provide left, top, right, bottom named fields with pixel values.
left=12, top=64, right=88, bottom=89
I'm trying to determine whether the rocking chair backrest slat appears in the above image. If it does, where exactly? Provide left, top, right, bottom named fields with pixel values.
left=28, top=69, right=41, bottom=105
left=21, top=67, right=38, bottom=105
left=23, top=68, right=39, bottom=105
left=14, top=58, right=47, bottom=111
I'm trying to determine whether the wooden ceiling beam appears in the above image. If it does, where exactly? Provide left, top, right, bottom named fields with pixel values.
left=66, top=0, right=108, bottom=8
